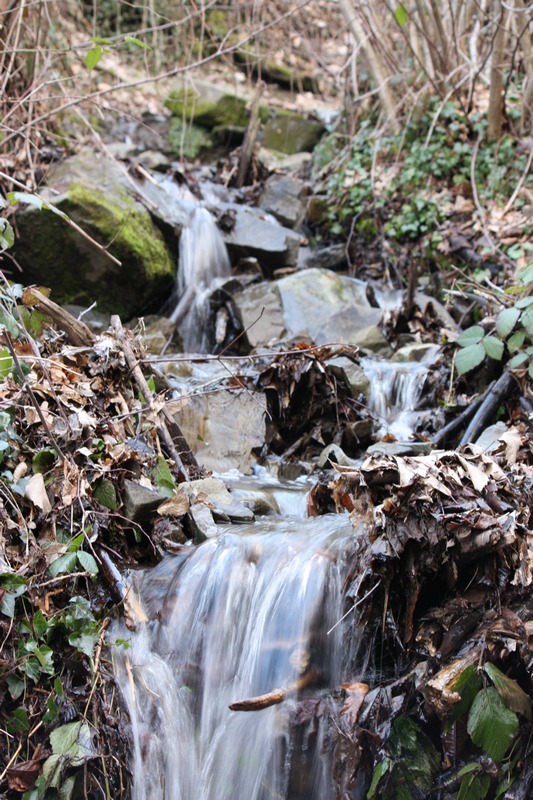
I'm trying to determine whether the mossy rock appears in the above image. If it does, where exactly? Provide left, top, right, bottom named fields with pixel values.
left=168, top=117, right=213, bottom=159
left=234, top=52, right=318, bottom=92
left=260, top=110, right=325, bottom=155
left=164, top=90, right=248, bottom=130
left=12, top=153, right=175, bottom=318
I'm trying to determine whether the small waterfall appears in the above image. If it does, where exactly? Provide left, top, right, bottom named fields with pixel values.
left=361, top=357, right=430, bottom=440
left=113, top=516, right=356, bottom=800
left=170, top=205, right=231, bottom=353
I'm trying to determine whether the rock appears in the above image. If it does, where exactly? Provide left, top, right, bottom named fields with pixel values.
left=298, top=243, right=347, bottom=272
left=279, top=269, right=382, bottom=346
left=328, top=357, right=370, bottom=396
left=12, top=151, right=175, bottom=318
left=188, top=503, right=218, bottom=542
left=366, top=441, right=434, bottom=457
left=173, top=389, right=267, bottom=472
left=220, top=205, right=301, bottom=275
left=258, top=175, right=306, bottom=229
left=260, top=109, right=324, bottom=154
left=257, top=148, right=312, bottom=174
left=341, top=421, right=373, bottom=453
left=165, top=87, right=248, bottom=129
left=123, top=479, right=169, bottom=523
left=391, top=343, right=440, bottom=363
left=232, top=268, right=389, bottom=353
left=179, top=477, right=254, bottom=522
left=139, top=315, right=180, bottom=355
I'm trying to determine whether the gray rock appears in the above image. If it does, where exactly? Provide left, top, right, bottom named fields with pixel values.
left=257, top=148, right=312, bottom=174
left=174, top=389, right=267, bottom=473
left=366, top=441, right=434, bottom=457
left=179, top=477, right=254, bottom=523
left=258, top=175, right=306, bottom=229
left=188, top=503, right=218, bottom=542
left=328, top=357, right=370, bottom=396
left=298, top=243, right=347, bottom=272
left=232, top=267, right=390, bottom=353
left=123, top=479, right=169, bottom=523
left=221, top=205, right=301, bottom=276
left=391, top=343, right=440, bottom=363
left=232, top=281, right=285, bottom=348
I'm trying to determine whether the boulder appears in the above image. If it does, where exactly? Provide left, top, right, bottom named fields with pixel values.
left=258, top=175, right=306, bottom=229
left=232, top=268, right=389, bottom=352
left=173, top=389, right=267, bottom=473
left=220, top=205, right=301, bottom=275
left=260, top=109, right=324, bottom=154
left=179, top=477, right=254, bottom=523
left=12, top=151, right=175, bottom=317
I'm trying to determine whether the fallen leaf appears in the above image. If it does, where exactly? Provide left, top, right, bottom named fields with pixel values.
left=25, top=473, right=52, bottom=513
left=157, top=492, right=190, bottom=517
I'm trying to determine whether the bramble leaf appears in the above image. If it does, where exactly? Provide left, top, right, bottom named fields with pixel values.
left=455, top=343, right=486, bottom=375
left=457, top=326, right=485, bottom=347
left=496, top=307, right=520, bottom=338
left=483, top=335, right=504, bottom=360
left=467, top=687, right=518, bottom=762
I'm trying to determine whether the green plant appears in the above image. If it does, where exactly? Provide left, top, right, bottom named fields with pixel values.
left=455, top=262, right=533, bottom=378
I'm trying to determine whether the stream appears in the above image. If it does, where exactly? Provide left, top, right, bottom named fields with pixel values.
left=113, top=510, right=358, bottom=800
left=112, top=196, right=435, bottom=798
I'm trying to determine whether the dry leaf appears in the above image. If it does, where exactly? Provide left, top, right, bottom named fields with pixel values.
left=157, top=492, right=190, bottom=517
left=25, top=473, right=52, bottom=513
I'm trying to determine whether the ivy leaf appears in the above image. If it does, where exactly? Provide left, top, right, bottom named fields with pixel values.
left=496, top=307, right=520, bottom=339
left=467, top=687, right=518, bottom=762
left=482, top=335, right=504, bottom=360
left=89, top=36, right=113, bottom=45
left=485, top=662, right=532, bottom=719
left=85, top=47, right=103, bottom=70
left=457, top=326, right=485, bottom=347
left=50, top=720, right=94, bottom=762
left=124, top=36, right=153, bottom=50
left=455, top=343, right=486, bottom=376
left=393, top=4, right=409, bottom=25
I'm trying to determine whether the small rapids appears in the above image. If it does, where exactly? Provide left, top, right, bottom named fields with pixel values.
left=170, top=205, right=231, bottom=353
left=113, top=514, right=357, bottom=800
left=361, top=356, right=431, bottom=440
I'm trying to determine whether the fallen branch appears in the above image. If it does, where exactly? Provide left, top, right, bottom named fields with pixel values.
left=111, top=315, right=196, bottom=480
left=229, top=670, right=321, bottom=712
left=459, top=369, right=515, bottom=445
left=31, top=289, right=96, bottom=348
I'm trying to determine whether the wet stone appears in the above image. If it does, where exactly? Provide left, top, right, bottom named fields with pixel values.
left=123, top=479, right=169, bottom=523
left=258, top=175, right=306, bottom=229
left=179, top=477, right=255, bottom=523
left=188, top=503, right=218, bottom=542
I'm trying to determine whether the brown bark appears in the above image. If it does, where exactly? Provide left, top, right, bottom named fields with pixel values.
left=487, top=0, right=509, bottom=142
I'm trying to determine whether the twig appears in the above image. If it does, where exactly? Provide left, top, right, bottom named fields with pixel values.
left=0, top=170, right=122, bottom=267
left=111, top=315, right=195, bottom=479
left=459, top=369, right=515, bottom=445
left=502, top=146, right=533, bottom=216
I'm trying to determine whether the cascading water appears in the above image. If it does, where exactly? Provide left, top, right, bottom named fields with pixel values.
left=361, top=356, right=433, bottom=440
left=113, top=514, right=357, bottom=800
left=170, top=204, right=231, bottom=353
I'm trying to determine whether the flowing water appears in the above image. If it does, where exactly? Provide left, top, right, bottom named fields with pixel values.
left=361, top=356, right=432, bottom=440
left=113, top=512, right=357, bottom=800
left=170, top=204, right=231, bottom=353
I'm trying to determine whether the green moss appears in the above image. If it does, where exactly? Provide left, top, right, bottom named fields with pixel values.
left=168, top=118, right=213, bottom=158
left=164, top=90, right=247, bottom=129
left=261, top=110, right=324, bottom=154
left=13, top=183, right=174, bottom=317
